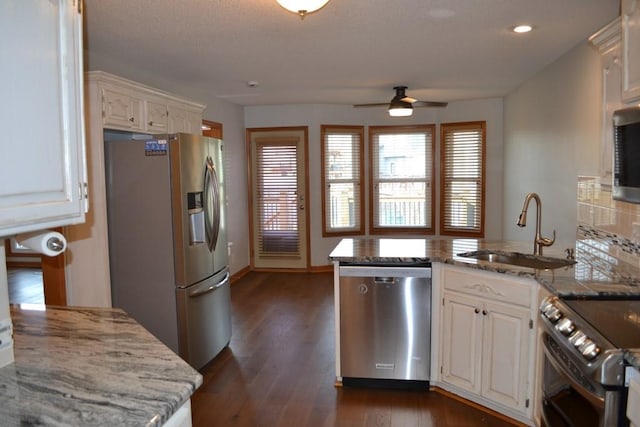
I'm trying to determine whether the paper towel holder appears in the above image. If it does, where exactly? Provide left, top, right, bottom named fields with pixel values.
left=14, top=229, right=67, bottom=257
left=46, top=237, right=65, bottom=252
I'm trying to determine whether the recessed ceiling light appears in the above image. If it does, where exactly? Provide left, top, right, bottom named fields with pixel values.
left=513, top=25, right=533, bottom=33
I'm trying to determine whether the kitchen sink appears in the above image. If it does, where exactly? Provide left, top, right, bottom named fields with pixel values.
left=456, top=250, right=576, bottom=270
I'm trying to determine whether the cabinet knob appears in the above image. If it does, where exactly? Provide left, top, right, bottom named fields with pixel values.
left=482, top=310, right=488, bottom=316
left=129, top=117, right=134, bottom=122
left=474, top=308, right=480, bottom=314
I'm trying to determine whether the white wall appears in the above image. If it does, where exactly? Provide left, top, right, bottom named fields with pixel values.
left=245, top=99, right=504, bottom=267
left=503, top=41, right=602, bottom=244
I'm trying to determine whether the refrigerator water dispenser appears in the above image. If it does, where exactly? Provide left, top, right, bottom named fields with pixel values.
left=188, top=191, right=205, bottom=245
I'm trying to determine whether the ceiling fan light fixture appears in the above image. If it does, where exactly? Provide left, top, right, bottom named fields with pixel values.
left=388, top=100, right=413, bottom=117
left=276, top=0, right=330, bottom=18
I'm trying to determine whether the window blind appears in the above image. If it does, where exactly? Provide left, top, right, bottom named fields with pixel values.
left=321, top=126, right=364, bottom=235
left=440, top=122, right=486, bottom=236
left=369, top=125, right=435, bottom=234
left=256, top=142, right=300, bottom=255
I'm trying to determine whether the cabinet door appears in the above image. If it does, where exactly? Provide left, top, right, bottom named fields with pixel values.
left=481, top=300, right=531, bottom=412
left=0, top=0, right=87, bottom=237
left=102, top=87, right=144, bottom=131
left=601, top=42, right=623, bottom=181
left=622, top=0, right=640, bottom=102
left=146, top=100, right=168, bottom=133
left=168, top=105, right=202, bottom=134
left=441, top=293, right=482, bottom=393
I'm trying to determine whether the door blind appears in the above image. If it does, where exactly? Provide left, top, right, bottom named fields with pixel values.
left=256, top=141, right=300, bottom=255
left=321, top=125, right=364, bottom=235
left=440, top=122, right=486, bottom=236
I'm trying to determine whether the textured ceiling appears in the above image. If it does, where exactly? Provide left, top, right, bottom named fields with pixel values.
left=83, top=0, right=619, bottom=107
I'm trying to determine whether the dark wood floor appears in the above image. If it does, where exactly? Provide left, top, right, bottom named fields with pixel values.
left=192, top=271, right=517, bottom=427
left=6, top=267, right=44, bottom=304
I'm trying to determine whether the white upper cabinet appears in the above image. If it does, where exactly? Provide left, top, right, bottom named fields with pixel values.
left=590, top=18, right=623, bottom=184
left=0, top=0, right=87, bottom=238
left=102, top=87, right=145, bottom=131
left=168, top=104, right=202, bottom=134
left=92, top=72, right=204, bottom=135
left=622, top=0, right=640, bottom=103
left=146, top=99, right=169, bottom=133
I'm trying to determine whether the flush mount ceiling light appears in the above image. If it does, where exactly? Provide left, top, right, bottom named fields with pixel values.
left=276, top=0, right=330, bottom=19
left=512, top=24, right=533, bottom=33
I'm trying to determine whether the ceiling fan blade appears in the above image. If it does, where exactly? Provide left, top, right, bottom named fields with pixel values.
left=400, top=96, right=417, bottom=103
left=352, top=102, right=389, bottom=108
left=412, top=101, right=448, bottom=108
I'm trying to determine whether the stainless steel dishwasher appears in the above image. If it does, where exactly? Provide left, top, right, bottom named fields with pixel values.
left=339, top=264, right=431, bottom=387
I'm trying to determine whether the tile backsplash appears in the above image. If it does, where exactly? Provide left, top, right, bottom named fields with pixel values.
left=577, top=176, right=640, bottom=269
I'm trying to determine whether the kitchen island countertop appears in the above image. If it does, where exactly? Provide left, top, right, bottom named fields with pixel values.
left=0, top=305, right=202, bottom=426
left=329, top=237, right=640, bottom=297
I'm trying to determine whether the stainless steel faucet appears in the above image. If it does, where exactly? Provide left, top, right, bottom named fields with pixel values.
left=517, top=192, right=556, bottom=256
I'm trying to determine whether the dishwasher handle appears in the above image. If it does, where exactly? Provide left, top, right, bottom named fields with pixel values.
left=339, top=265, right=432, bottom=278
left=374, top=276, right=397, bottom=285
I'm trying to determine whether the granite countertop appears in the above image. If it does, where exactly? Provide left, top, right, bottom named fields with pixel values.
left=329, top=237, right=640, bottom=297
left=0, top=305, right=202, bottom=426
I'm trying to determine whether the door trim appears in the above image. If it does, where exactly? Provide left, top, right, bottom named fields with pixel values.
left=246, top=126, right=310, bottom=270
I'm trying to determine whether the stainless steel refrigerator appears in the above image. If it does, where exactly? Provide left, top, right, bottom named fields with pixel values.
left=105, top=132, right=230, bottom=370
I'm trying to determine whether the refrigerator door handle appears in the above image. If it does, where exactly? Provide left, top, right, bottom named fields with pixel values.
left=210, top=165, right=221, bottom=252
left=203, top=157, right=216, bottom=252
left=188, top=272, right=230, bottom=298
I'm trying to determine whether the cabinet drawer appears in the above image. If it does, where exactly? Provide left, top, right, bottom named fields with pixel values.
left=443, top=266, right=533, bottom=307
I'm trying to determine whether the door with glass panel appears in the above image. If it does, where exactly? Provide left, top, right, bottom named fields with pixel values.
left=247, top=127, right=309, bottom=269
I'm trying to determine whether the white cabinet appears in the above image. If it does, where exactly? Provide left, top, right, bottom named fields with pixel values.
left=63, top=72, right=205, bottom=307
left=0, top=0, right=87, bottom=237
left=102, top=87, right=144, bottom=131
left=441, top=293, right=483, bottom=393
left=162, top=400, right=193, bottom=427
left=146, top=99, right=169, bottom=133
left=480, top=300, right=531, bottom=410
left=622, top=0, right=640, bottom=103
left=100, top=81, right=201, bottom=134
left=168, top=104, right=202, bottom=134
left=590, top=19, right=623, bottom=184
left=439, top=265, right=536, bottom=423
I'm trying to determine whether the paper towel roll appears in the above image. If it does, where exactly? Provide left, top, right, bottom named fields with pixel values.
left=15, top=230, right=67, bottom=257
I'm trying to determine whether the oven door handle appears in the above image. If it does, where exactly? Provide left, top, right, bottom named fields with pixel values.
left=543, top=343, right=606, bottom=409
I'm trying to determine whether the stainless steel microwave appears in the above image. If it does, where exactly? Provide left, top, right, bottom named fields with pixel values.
left=613, top=106, right=640, bottom=203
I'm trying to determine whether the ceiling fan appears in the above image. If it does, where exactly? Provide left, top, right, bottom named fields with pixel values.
left=353, top=86, right=448, bottom=117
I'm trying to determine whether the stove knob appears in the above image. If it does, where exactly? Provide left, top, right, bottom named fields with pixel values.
left=540, top=300, right=554, bottom=314
left=544, top=306, right=562, bottom=323
left=569, top=330, right=587, bottom=347
left=579, top=340, right=600, bottom=360
left=555, top=318, right=576, bottom=336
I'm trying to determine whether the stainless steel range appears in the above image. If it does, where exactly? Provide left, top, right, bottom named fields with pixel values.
left=539, top=295, right=640, bottom=427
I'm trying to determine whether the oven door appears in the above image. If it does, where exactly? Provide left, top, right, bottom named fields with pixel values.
left=541, top=332, right=627, bottom=427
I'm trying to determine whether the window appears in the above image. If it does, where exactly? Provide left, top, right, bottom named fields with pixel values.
left=321, top=125, right=364, bottom=235
left=440, top=121, right=486, bottom=237
left=369, top=125, right=435, bottom=234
